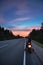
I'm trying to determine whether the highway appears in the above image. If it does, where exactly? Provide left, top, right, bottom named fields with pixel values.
left=0, top=38, right=42, bottom=65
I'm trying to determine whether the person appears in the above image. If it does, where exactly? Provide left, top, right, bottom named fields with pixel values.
left=26, top=36, right=31, bottom=47
left=28, top=36, right=31, bottom=43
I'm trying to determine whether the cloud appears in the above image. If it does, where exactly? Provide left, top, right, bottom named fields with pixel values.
left=0, top=0, right=26, bottom=13
left=9, top=17, right=30, bottom=24
left=12, top=31, right=30, bottom=37
left=0, top=0, right=43, bottom=31
left=0, top=0, right=43, bottom=23
left=10, top=26, right=24, bottom=30
left=16, top=10, right=29, bottom=16
left=9, top=25, right=41, bottom=32
left=0, top=0, right=43, bottom=14
left=26, top=26, right=41, bottom=30
left=11, top=25, right=41, bottom=37
left=15, top=17, right=30, bottom=21
left=9, top=25, right=29, bottom=31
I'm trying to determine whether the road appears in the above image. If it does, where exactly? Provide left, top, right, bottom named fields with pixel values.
left=26, top=50, right=42, bottom=65
left=0, top=38, right=42, bottom=65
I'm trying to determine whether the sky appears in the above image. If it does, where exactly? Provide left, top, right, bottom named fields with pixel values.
left=0, top=0, right=43, bottom=37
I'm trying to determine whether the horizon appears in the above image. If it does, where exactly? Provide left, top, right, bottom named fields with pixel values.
left=12, top=26, right=41, bottom=37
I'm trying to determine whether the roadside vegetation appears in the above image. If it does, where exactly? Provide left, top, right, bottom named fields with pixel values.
left=0, top=26, right=23, bottom=41
left=32, top=40, right=43, bottom=48
left=28, top=23, right=43, bottom=47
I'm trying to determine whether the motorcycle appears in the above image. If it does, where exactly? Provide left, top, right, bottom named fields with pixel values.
left=26, top=42, right=32, bottom=53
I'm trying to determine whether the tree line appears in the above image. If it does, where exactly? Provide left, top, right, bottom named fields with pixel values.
left=28, top=23, right=43, bottom=44
left=0, top=26, right=23, bottom=41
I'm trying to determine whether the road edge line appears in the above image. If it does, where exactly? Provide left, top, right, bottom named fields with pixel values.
left=23, top=39, right=26, bottom=65
left=0, top=44, right=8, bottom=48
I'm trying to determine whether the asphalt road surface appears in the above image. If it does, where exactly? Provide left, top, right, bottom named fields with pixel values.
left=26, top=50, right=42, bottom=65
left=0, top=38, right=42, bottom=65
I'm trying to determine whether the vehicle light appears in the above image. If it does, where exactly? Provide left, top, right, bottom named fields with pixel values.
left=28, top=45, right=31, bottom=48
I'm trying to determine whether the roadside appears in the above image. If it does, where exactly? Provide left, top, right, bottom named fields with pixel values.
left=32, top=40, right=43, bottom=48
left=32, top=40, right=43, bottom=64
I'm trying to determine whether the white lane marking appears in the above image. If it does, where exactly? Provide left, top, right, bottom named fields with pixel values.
left=0, top=44, right=8, bottom=48
left=23, top=50, right=26, bottom=65
left=23, top=39, right=26, bottom=65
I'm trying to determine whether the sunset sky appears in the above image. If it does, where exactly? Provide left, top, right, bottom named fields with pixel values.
left=0, top=0, right=43, bottom=37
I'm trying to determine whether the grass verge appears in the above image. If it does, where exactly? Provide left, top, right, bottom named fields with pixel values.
left=32, top=40, right=43, bottom=48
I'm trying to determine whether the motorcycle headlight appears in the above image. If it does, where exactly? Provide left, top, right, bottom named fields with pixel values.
left=28, top=45, right=31, bottom=48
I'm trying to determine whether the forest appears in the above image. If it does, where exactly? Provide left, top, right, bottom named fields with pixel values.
left=0, top=26, right=23, bottom=41
left=29, top=23, right=43, bottom=44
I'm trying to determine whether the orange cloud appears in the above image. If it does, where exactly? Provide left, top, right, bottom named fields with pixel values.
left=12, top=30, right=32, bottom=37
left=28, top=26, right=41, bottom=30
left=11, top=26, right=41, bottom=37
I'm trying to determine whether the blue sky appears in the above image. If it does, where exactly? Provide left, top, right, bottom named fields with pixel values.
left=0, top=0, right=43, bottom=31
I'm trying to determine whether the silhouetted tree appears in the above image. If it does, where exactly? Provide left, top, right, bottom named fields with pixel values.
left=28, top=23, right=43, bottom=44
left=0, top=26, right=23, bottom=41
left=41, top=22, right=43, bottom=29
